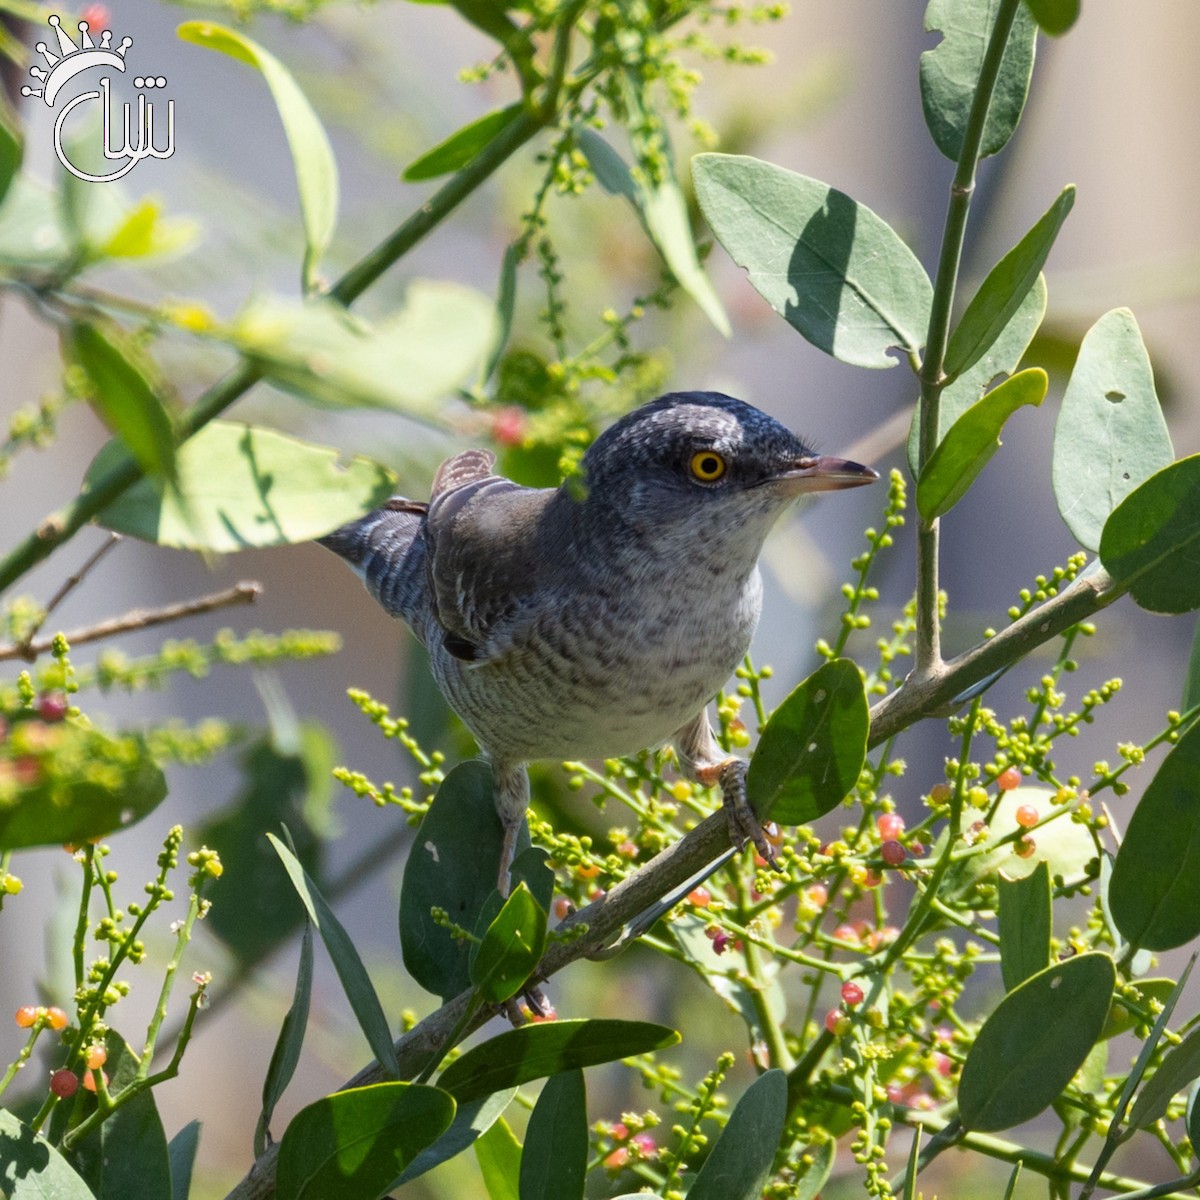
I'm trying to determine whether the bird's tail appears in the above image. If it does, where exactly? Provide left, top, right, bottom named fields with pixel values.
left=316, top=498, right=428, bottom=621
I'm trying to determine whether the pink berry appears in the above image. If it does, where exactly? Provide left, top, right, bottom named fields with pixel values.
left=841, top=980, right=865, bottom=1006
left=688, top=887, right=711, bottom=908
left=824, top=1008, right=850, bottom=1035
left=805, top=882, right=829, bottom=908
left=37, top=694, right=68, bottom=722
left=876, top=813, right=905, bottom=840
left=491, top=406, right=527, bottom=447
left=49, top=1069, right=78, bottom=1098
left=997, top=767, right=1022, bottom=791
left=604, top=1147, right=629, bottom=1169
left=631, top=1132, right=657, bottom=1157
left=45, top=1007, right=68, bottom=1031
left=832, top=923, right=858, bottom=944
left=932, top=1051, right=953, bottom=1077
left=880, top=840, right=906, bottom=866
left=1015, top=804, right=1038, bottom=828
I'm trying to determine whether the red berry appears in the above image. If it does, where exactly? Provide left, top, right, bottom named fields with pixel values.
left=841, top=980, right=865, bottom=1006
left=610, top=1122, right=629, bottom=1141
left=37, top=694, right=68, bottom=722
left=1014, top=836, right=1036, bottom=859
left=864, top=868, right=884, bottom=888
left=604, top=1147, right=629, bottom=1169
left=1015, top=804, right=1038, bottom=828
left=631, top=1132, right=657, bottom=1157
left=932, top=1051, right=953, bottom=1077
left=997, top=767, right=1022, bottom=791
left=491, top=407, right=527, bottom=447
left=876, top=813, right=905, bottom=840
left=14, top=1006, right=38, bottom=1028
left=80, top=3, right=111, bottom=28
left=688, top=887, right=712, bottom=908
left=49, top=1069, right=78, bottom=1098
left=45, top=1007, right=68, bottom=1031
left=552, top=896, right=572, bottom=921
left=880, top=840, right=907, bottom=866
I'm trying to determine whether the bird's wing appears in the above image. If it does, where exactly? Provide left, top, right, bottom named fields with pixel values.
left=424, top=452, right=552, bottom=663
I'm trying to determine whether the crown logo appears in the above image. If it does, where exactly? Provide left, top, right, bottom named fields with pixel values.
left=20, top=14, right=131, bottom=107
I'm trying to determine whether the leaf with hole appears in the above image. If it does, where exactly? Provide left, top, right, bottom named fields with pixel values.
left=1053, top=308, right=1173, bottom=552
left=746, top=658, right=869, bottom=824
left=90, top=421, right=395, bottom=552
left=179, top=21, right=337, bottom=291
left=693, top=153, right=931, bottom=368
left=916, top=368, right=1047, bottom=521
left=437, top=1019, right=679, bottom=1105
left=920, top=0, right=1037, bottom=162
left=276, top=1083, right=455, bottom=1200
left=958, top=952, right=1115, bottom=1131
left=1100, top=455, right=1200, bottom=614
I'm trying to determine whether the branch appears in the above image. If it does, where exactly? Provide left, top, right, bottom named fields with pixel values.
left=0, top=582, right=262, bottom=662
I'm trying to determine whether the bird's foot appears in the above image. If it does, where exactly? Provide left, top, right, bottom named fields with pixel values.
left=701, top=758, right=784, bottom=872
left=501, top=983, right=553, bottom=1027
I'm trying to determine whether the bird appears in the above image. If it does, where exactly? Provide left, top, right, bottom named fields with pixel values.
left=318, top=391, right=877, bottom=892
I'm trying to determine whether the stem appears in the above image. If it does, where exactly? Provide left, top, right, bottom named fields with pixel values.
left=141, top=887, right=207, bottom=1066
left=913, top=0, right=1024, bottom=677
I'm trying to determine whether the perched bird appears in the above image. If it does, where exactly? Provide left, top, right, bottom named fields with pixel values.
left=318, top=391, right=877, bottom=890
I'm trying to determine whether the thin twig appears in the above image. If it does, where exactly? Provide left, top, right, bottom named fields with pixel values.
left=0, top=582, right=262, bottom=662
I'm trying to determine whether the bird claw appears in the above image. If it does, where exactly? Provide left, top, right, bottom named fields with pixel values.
left=716, top=759, right=784, bottom=872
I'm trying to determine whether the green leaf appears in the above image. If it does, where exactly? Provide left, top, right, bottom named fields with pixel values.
left=90, top=421, right=396, bottom=553
left=997, top=861, right=1051, bottom=990
left=203, top=732, right=330, bottom=963
left=267, top=834, right=401, bottom=1078
left=945, top=188, right=1074, bottom=380
left=1129, top=1025, right=1200, bottom=1130
left=392, top=1089, right=517, bottom=1189
left=234, top=282, right=497, bottom=413
left=0, top=1109, right=96, bottom=1198
left=0, top=720, right=166, bottom=850
left=1100, top=978, right=1177, bottom=1041
left=519, top=1071, right=587, bottom=1200
left=1024, top=0, right=1080, bottom=35
left=746, top=658, right=869, bottom=824
left=0, top=103, right=22, bottom=210
left=473, top=1116, right=521, bottom=1200
left=483, top=244, right=519, bottom=386
left=794, top=1138, right=835, bottom=1200
left=98, top=198, right=198, bottom=260
left=257, top=920, right=313, bottom=1156
left=908, top=274, right=1046, bottom=477
left=470, top=882, right=547, bottom=1005
left=276, top=1083, right=455, bottom=1200
left=68, top=321, right=177, bottom=486
left=1100, top=455, right=1200, bottom=614
left=178, top=21, right=337, bottom=292
left=437, top=1019, right=680, bottom=1105
left=1110, top=720, right=1200, bottom=949
left=958, top=952, right=1115, bottom=1131
left=167, top=1120, right=201, bottom=1200
left=920, top=0, right=1038, bottom=162
left=688, top=1070, right=787, bottom=1200
left=1053, top=308, right=1174, bottom=552
left=400, top=761, right=530, bottom=1002
left=693, top=153, right=932, bottom=368
left=404, top=103, right=523, bottom=181
left=916, top=367, right=1047, bottom=520
left=577, top=131, right=729, bottom=336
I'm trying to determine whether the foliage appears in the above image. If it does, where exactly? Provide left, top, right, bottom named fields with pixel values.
left=2, top=1, right=1200, bottom=1199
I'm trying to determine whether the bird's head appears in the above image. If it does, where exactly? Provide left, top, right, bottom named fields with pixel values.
left=576, top=392, right=877, bottom=548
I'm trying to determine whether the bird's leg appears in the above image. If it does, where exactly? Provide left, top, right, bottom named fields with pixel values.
left=492, top=759, right=530, bottom=896
left=673, top=711, right=781, bottom=871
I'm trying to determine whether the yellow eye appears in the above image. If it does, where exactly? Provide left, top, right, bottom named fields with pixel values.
left=689, top=450, right=727, bottom=482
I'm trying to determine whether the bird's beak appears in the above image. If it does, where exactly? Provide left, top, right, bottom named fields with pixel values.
left=775, top=455, right=880, bottom=494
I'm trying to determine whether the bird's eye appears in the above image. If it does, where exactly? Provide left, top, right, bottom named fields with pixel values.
left=689, top=450, right=727, bottom=483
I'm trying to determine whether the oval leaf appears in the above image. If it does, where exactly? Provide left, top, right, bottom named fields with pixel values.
left=437, top=1019, right=680, bottom=1105
left=1110, top=719, right=1200, bottom=949
left=0, top=1109, right=96, bottom=1199
left=276, top=1083, right=455, bottom=1200
left=1053, top=308, right=1174, bottom=552
left=1099, top=455, right=1200, bottom=614
left=401, top=761, right=530, bottom=1002
left=945, top=187, right=1074, bottom=380
left=404, top=103, right=523, bottom=181
left=997, top=861, right=1051, bottom=991
left=470, top=881, right=548, bottom=1005
left=917, top=367, right=1047, bottom=520
left=920, top=0, right=1037, bottom=162
left=746, top=658, right=869, bottom=825
left=268, top=834, right=401, bottom=1078
left=958, top=952, right=1116, bottom=1131
left=90, top=421, right=395, bottom=552
left=693, top=153, right=932, bottom=368
left=688, top=1070, right=787, bottom=1200
left=68, top=321, right=177, bottom=486
left=0, top=719, right=166, bottom=850
left=1129, top=1025, right=1200, bottom=1130
left=178, top=21, right=337, bottom=291
left=473, top=1116, right=521, bottom=1200
left=519, top=1071, right=587, bottom=1200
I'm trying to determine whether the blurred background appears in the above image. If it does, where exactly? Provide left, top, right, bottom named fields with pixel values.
left=2, top=2, right=1199, bottom=1195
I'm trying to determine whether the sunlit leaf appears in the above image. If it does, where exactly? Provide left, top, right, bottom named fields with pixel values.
left=0, top=1109, right=96, bottom=1198
left=392, top=1090, right=517, bottom=1189
left=473, top=1115, right=521, bottom=1200
left=470, top=882, right=547, bottom=1005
